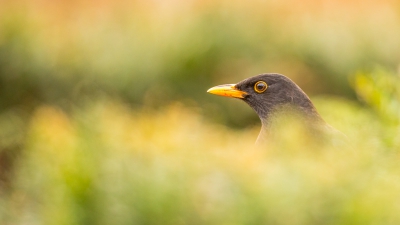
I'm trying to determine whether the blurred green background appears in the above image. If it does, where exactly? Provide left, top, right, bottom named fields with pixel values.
left=1, top=0, right=400, bottom=224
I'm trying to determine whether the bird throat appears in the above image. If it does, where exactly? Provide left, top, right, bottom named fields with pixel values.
left=254, top=103, right=324, bottom=145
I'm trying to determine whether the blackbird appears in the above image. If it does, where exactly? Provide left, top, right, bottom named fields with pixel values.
left=207, top=73, right=337, bottom=144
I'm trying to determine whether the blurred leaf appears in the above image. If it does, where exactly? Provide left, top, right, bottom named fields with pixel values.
left=0, top=1, right=400, bottom=224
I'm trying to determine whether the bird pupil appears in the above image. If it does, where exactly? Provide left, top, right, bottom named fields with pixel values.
left=254, top=81, right=267, bottom=93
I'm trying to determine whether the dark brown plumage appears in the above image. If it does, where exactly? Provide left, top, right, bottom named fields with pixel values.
left=207, top=73, right=339, bottom=144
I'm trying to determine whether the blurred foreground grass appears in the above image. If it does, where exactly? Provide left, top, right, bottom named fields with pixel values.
left=1, top=0, right=400, bottom=224
left=0, top=68, right=399, bottom=224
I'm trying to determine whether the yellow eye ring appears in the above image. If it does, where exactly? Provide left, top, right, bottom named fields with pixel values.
left=254, top=81, right=268, bottom=93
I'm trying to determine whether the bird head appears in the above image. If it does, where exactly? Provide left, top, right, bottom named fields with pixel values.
left=207, top=73, right=323, bottom=129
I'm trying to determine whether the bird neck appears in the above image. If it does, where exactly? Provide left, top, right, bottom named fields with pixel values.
left=256, top=104, right=327, bottom=145
left=257, top=102, right=325, bottom=139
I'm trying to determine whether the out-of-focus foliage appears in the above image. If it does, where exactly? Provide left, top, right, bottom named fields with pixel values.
left=1, top=94, right=400, bottom=224
left=353, top=67, right=400, bottom=149
left=1, top=0, right=400, bottom=224
left=1, top=0, right=400, bottom=126
left=354, top=67, right=400, bottom=124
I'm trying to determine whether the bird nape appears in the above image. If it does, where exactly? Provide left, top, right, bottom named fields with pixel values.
left=207, top=73, right=341, bottom=144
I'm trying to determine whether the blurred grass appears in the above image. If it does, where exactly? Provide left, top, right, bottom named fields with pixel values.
left=1, top=0, right=400, bottom=119
left=2, top=91, right=400, bottom=224
left=1, top=0, right=400, bottom=224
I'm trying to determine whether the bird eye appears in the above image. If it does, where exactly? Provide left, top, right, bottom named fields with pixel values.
left=254, top=81, right=267, bottom=93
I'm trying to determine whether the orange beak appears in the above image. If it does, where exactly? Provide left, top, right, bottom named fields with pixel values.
left=207, top=84, right=248, bottom=99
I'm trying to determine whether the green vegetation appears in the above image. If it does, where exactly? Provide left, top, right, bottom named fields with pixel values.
left=0, top=1, right=400, bottom=224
